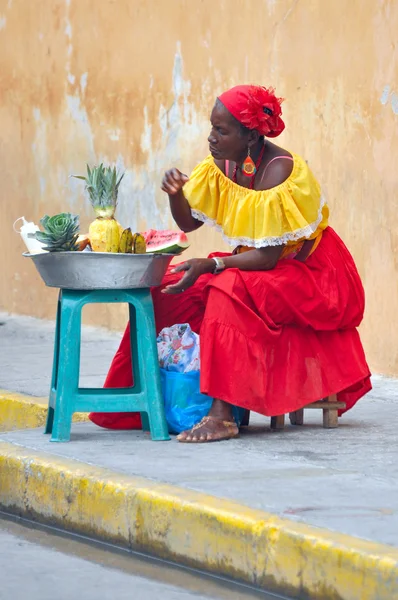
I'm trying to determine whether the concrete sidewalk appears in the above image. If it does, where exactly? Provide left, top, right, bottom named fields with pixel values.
left=1, top=311, right=398, bottom=599
left=0, top=311, right=120, bottom=396
left=1, top=310, right=398, bottom=545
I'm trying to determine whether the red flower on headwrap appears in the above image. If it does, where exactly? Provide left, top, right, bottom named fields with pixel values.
left=218, top=85, right=285, bottom=138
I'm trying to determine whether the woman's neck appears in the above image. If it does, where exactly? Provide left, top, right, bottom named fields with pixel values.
left=235, top=140, right=265, bottom=168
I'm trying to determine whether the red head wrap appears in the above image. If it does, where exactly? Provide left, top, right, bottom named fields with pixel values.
left=218, top=85, right=285, bottom=138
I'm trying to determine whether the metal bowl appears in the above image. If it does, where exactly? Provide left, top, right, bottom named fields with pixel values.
left=24, top=251, right=175, bottom=290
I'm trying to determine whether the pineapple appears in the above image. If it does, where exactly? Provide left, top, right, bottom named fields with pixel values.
left=73, top=164, right=125, bottom=252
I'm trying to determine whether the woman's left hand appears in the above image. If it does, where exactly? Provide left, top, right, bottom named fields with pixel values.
left=161, top=258, right=215, bottom=295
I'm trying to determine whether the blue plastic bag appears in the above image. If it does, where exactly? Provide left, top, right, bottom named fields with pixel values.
left=160, top=369, right=245, bottom=435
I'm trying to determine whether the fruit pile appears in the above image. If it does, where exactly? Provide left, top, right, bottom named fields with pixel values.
left=33, top=163, right=190, bottom=256
left=73, top=164, right=146, bottom=254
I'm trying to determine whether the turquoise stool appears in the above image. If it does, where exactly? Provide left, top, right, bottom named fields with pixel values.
left=45, top=288, right=170, bottom=442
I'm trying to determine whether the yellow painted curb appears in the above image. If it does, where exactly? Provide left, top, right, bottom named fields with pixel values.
left=0, top=441, right=397, bottom=599
left=0, top=390, right=88, bottom=432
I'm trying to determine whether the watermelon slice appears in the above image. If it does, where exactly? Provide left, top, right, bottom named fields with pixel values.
left=143, top=229, right=190, bottom=254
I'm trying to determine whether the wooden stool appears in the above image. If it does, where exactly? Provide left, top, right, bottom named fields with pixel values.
left=270, top=394, right=346, bottom=431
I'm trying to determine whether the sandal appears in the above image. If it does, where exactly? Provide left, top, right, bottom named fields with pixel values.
left=177, top=415, right=239, bottom=443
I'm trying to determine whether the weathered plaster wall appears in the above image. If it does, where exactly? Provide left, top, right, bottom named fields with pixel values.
left=0, top=0, right=397, bottom=375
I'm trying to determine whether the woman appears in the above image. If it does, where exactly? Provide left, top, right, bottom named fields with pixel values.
left=90, top=85, right=371, bottom=443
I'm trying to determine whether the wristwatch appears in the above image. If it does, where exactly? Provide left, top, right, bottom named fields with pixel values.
left=212, top=257, right=226, bottom=274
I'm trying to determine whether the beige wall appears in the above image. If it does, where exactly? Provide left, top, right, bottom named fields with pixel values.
left=0, top=0, right=397, bottom=375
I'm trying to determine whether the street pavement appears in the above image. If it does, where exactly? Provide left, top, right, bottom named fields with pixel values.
left=0, top=517, right=274, bottom=600
left=1, top=311, right=398, bottom=547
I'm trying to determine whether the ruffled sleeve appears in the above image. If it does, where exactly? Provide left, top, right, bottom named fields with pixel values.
left=182, top=153, right=329, bottom=248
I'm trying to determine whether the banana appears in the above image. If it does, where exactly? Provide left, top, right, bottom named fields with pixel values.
left=105, top=219, right=121, bottom=253
left=132, top=233, right=146, bottom=254
left=119, top=228, right=133, bottom=253
left=118, top=228, right=146, bottom=254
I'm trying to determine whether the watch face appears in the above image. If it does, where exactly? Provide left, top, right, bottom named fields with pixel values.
left=215, top=258, right=224, bottom=273
left=213, top=257, right=225, bottom=274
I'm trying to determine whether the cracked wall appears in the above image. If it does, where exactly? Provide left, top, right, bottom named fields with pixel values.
left=0, top=0, right=397, bottom=375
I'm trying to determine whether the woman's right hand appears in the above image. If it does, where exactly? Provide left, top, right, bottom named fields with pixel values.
left=161, top=168, right=189, bottom=195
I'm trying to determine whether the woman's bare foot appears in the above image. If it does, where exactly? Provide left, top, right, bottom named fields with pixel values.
left=177, top=399, right=239, bottom=443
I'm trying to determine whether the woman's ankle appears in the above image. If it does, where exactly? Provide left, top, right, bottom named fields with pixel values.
left=209, top=398, right=234, bottom=421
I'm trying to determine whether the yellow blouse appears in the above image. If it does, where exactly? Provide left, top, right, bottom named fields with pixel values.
left=183, top=153, right=329, bottom=253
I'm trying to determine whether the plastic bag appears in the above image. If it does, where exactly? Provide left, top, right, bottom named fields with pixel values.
left=160, top=369, right=211, bottom=434
left=157, top=324, right=199, bottom=373
left=158, top=323, right=245, bottom=434
left=160, top=369, right=245, bottom=435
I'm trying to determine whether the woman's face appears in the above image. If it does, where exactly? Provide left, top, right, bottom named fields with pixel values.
left=208, top=100, right=251, bottom=162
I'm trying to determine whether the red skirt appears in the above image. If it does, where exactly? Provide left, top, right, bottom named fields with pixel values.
left=89, top=227, right=371, bottom=430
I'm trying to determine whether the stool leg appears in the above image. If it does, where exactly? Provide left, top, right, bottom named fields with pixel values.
left=289, top=409, right=304, bottom=426
left=45, top=406, right=55, bottom=435
left=323, top=394, right=338, bottom=429
left=45, top=294, right=61, bottom=435
left=128, top=304, right=151, bottom=434
left=145, top=379, right=170, bottom=440
left=271, top=414, right=285, bottom=430
left=141, top=412, right=150, bottom=432
left=51, top=294, right=81, bottom=442
left=131, top=297, right=170, bottom=441
left=128, top=304, right=142, bottom=394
